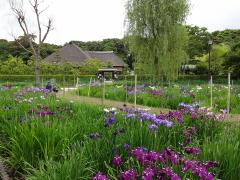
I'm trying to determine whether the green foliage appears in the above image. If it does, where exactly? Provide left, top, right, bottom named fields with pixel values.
left=40, top=43, right=60, bottom=59
left=0, top=38, right=60, bottom=64
left=195, top=44, right=230, bottom=75
left=28, top=149, right=95, bottom=180
left=212, top=29, right=240, bottom=47
left=126, top=0, right=189, bottom=80
left=70, top=39, right=124, bottom=52
left=223, top=43, right=240, bottom=77
left=0, top=87, right=240, bottom=179
left=0, top=56, right=32, bottom=75
left=77, top=82, right=240, bottom=114
left=186, top=25, right=211, bottom=59
left=1, top=28, right=240, bottom=76
left=201, top=123, right=240, bottom=180
left=0, top=57, right=112, bottom=76
left=0, top=39, right=11, bottom=61
left=40, top=62, right=76, bottom=75
left=79, top=59, right=107, bottom=75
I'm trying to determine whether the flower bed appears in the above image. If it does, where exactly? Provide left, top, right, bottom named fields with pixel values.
left=0, top=86, right=239, bottom=179
left=76, top=83, right=240, bottom=114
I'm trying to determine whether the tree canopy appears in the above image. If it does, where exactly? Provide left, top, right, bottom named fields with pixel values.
left=1, top=27, right=240, bottom=77
left=126, top=0, right=189, bottom=80
left=186, top=25, right=211, bottom=59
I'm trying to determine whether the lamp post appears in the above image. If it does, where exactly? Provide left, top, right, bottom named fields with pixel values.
left=208, top=40, right=213, bottom=80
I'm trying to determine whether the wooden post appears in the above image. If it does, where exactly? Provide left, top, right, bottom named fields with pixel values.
left=63, top=75, right=66, bottom=95
left=73, top=75, right=76, bottom=87
left=67, top=76, right=68, bottom=92
left=102, top=78, right=105, bottom=106
left=210, top=76, right=213, bottom=109
left=134, top=74, right=137, bottom=111
left=76, top=77, right=79, bottom=88
left=125, top=75, right=128, bottom=103
left=227, top=73, right=231, bottom=117
left=88, top=77, right=92, bottom=97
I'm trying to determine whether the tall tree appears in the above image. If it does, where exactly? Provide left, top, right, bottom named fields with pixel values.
left=9, top=0, right=53, bottom=87
left=186, top=25, right=211, bottom=59
left=126, top=0, right=189, bottom=80
left=212, top=29, right=240, bottom=48
left=0, top=39, right=10, bottom=61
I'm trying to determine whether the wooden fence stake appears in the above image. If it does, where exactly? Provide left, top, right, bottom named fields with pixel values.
left=134, top=74, right=137, bottom=111
left=76, top=77, right=79, bottom=87
left=73, top=76, right=76, bottom=87
left=125, top=75, right=128, bottom=103
left=63, top=75, right=66, bottom=95
left=210, top=76, right=213, bottom=109
left=88, top=77, right=92, bottom=97
left=102, top=78, right=105, bottom=106
left=227, top=73, right=231, bottom=117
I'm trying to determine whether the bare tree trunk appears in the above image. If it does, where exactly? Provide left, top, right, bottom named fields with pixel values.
left=35, top=55, right=41, bottom=87
left=9, top=0, right=52, bottom=87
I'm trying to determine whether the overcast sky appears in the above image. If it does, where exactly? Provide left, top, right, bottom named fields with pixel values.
left=0, top=0, right=240, bottom=45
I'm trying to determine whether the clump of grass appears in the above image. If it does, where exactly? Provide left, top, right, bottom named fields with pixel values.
left=201, top=122, right=240, bottom=180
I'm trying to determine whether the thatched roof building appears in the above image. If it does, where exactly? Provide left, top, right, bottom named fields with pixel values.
left=44, top=43, right=126, bottom=71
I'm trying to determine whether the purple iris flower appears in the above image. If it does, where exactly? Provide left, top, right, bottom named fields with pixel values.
left=153, top=118, right=173, bottom=128
left=112, top=155, right=122, bottom=166
left=137, top=84, right=145, bottom=89
left=162, top=148, right=179, bottom=165
left=147, top=151, right=160, bottom=162
left=89, top=133, right=101, bottom=139
left=182, top=159, right=216, bottom=180
left=91, top=172, right=109, bottom=180
left=169, top=111, right=183, bottom=122
left=104, top=116, right=116, bottom=127
left=123, top=143, right=130, bottom=150
left=147, top=124, right=158, bottom=132
left=179, top=102, right=194, bottom=111
left=118, top=169, right=137, bottom=180
left=142, top=168, right=155, bottom=180
left=203, top=161, right=219, bottom=169
left=185, top=147, right=200, bottom=155
left=126, top=113, right=135, bottom=118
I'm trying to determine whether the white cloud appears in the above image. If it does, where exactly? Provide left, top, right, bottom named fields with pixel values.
left=0, top=0, right=240, bottom=45
left=187, top=0, right=240, bottom=31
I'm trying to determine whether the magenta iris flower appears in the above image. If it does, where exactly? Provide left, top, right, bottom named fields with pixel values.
left=91, top=172, right=109, bottom=180
left=112, top=155, right=122, bottom=166
left=185, top=147, right=200, bottom=155
left=142, top=167, right=155, bottom=180
left=119, top=169, right=137, bottom=180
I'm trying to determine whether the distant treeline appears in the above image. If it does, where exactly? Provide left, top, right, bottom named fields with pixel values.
left=0, top=26, right=240, bottom=76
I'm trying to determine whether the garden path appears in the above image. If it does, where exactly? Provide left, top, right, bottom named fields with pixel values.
left=58, top=92, right=240, bottom=122
left=58, top=92, right=169, bottom=114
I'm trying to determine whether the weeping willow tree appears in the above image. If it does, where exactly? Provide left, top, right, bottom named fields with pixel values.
left=126, top=0, right=189, bottom=80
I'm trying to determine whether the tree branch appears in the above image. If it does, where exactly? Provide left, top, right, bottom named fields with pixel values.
left=14, top=38, right=33, bottom=54
left=41, top=18, right=52, bottom=43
